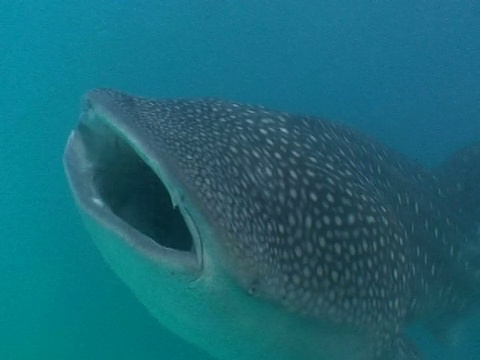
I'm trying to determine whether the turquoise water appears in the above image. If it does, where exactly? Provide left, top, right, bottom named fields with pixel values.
left=1, top=1, right=479, bottom=359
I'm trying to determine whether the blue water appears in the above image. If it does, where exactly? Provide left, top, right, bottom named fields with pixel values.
left=1, top=1, right=479, bottom=359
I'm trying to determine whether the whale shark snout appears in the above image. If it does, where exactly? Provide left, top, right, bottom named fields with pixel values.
left=64, top=100, right=203, bottom=276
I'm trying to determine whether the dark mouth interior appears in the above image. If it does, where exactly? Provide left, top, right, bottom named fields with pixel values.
left=78, top=121, right=194, bottom=253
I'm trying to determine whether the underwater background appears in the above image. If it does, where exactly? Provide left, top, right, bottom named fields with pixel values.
left=1, top=1, right=479, bottom=359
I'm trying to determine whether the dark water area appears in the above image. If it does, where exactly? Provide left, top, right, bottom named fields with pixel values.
left=1, top=1, right=479, bottom=359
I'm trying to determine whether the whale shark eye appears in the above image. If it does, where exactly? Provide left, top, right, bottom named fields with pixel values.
left=79, top=121, right=194, bottom=253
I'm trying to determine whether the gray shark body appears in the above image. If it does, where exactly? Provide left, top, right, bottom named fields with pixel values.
left=64, top=89, right=480, bottom=360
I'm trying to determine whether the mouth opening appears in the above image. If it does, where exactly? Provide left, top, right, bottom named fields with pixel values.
left=78, top=119, right=195, bottom=254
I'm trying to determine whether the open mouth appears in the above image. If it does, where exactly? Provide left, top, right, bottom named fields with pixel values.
left=65, top=106, right=202, bottom=269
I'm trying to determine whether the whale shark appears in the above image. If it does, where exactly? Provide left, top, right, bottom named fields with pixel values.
left=63, top=89, right=480, bottom=360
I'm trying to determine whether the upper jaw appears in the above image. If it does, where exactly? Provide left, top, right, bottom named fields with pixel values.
left=63, top=102, right=204, bottom=278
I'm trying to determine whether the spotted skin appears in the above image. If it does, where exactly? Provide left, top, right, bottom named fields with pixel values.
left=71, top=89, right=480, bottom=359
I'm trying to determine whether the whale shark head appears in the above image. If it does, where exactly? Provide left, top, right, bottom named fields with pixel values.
left=64, top=89, right=480, bottom=360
